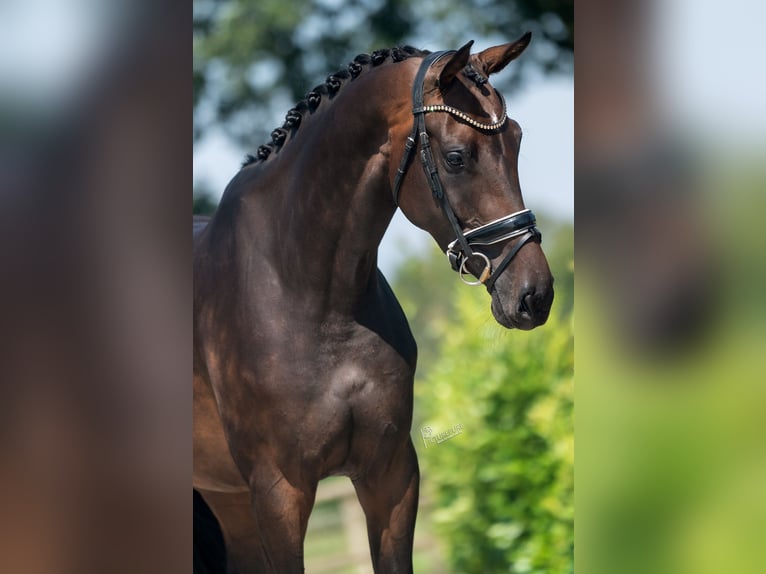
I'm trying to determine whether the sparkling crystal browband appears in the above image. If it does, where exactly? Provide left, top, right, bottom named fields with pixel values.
left=415, top=91, right=508, bottom=132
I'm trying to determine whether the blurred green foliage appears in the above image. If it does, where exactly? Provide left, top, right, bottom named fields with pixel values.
left=575, top=164, right=766, bottom=574
left=394, top=223, right=573, bottom=573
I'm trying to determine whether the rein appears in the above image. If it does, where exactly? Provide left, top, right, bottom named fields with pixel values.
left=392, top=51, right=541, bottom=292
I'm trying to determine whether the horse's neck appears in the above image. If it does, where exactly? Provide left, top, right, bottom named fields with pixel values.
left=278, top=146, right=395, bottom=305
left=219, top=69, right=406, bottom=316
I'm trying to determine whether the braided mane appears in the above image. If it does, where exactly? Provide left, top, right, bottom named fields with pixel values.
left=241, top=44, right=493, bottom=167
left=241, top=46, right=429, bottom=167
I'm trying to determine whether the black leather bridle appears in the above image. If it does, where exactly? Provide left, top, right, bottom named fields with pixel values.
left=392, top=50, right=541, bottom=293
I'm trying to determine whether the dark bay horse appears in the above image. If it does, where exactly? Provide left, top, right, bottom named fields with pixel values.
left=194, top=34, right=553, bottom=573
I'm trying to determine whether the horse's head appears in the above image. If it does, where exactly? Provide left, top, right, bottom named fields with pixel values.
left=391, top=34, right=554, bottom=330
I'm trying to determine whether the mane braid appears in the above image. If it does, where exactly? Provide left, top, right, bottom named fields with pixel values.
left=241, top=45, right=428, bottom=168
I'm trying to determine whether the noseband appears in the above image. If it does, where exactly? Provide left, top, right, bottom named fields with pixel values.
left=392, top=51, right=541, bottom=292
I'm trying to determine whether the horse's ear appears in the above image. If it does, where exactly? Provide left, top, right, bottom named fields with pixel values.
left=438, top=40, right=474, bottom=89
left=475, top=32, right=532, bottom=76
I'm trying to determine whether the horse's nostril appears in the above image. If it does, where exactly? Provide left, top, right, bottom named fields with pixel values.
left=519, top=292, right=532, bottom=316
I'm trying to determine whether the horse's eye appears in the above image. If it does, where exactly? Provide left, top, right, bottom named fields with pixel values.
left=445, top=151, right=465, bottom=168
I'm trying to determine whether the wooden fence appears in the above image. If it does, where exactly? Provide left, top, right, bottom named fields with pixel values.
left=304, top=477, right=447, bottom=574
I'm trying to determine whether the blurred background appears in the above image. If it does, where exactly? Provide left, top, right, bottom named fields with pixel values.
left=193, top=0, right=573, bottom=572
left=0, top=1, right=189, bottom=573
left=576, top=1, right=766, bottom=573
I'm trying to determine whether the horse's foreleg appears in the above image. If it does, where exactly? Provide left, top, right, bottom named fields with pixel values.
left=248, top=468, right=317, bottom=574
left=196, top=488, right=270, bottom=574
left=353, top=437, right=419, bottom=574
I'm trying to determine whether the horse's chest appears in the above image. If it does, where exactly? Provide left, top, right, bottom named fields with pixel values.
left=266, top=329, right=409, bottom=390
left=252, top=325, right=414, bottom=425
left=201, top=320, right=415, bottom=479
